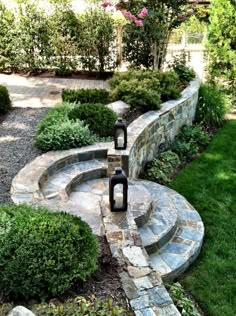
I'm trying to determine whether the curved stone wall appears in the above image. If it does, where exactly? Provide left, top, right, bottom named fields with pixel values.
left=108, top=77, right=200, bottom=178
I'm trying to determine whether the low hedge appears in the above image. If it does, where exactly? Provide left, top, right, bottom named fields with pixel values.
left=0, top=204, right=98, bottom=300
left=62, top=89, right=110, bottom=105
left=0, top=85, right=11, bottom=114
left=68, top=103, right=117, bottom=137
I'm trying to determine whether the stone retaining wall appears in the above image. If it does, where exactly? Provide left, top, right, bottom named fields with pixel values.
left=108, top=77, right=200, bottom=178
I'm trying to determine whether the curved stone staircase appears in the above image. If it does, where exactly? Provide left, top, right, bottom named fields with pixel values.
left=11, top=144, right=204, bottom=315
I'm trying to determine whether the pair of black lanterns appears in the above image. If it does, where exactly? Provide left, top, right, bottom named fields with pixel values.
left=109, top=118, right=128, bottom=212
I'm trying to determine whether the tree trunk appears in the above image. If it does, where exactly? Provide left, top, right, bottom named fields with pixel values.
left=116, top=25, right=123, bottom=67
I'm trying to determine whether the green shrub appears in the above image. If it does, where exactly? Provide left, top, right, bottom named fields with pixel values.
left=109, top=69, right=185, bottom=112
left=62, top=89, right=110, bottom=105
left=169, top=53, right=195, bottom=84
left=158, top=71, right=181, bottom=101
left=32, top=297, right=130, bottom=316
left=36, top=102, right=76, bottom=134
left=35, top=119, right=95, bottom=151
left=79, top=8, right=116, bottom=72
left=167, top=282, right=201, bottom=316
left=110, top=77, right=161, bottom=112
left=195, top=84, right=232, bottom=128
left=172, top=125, right=209, bottom=162
left=68, top=103, right=117, bottom=137
left=142, top=151, right=180, bottom=185
left=0, top=85, right=11, bottom=114
left=0, top=204, right=98, bottom=300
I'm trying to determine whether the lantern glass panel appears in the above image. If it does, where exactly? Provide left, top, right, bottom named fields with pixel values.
left=113, top=184, right=124, bottom=208
left=116, top=128, right=125, bottom=148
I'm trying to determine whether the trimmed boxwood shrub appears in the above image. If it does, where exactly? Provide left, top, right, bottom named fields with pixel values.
left=62, top=89, right=110, bottom=105
left=0, top=204, right=98, bottom=300
left=0, top=85, right=11, bottom=114
left=68, top=103, right=117, bottom=137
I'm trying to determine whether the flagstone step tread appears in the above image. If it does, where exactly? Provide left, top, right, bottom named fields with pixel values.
left=42, top=159, right=108, bottom=200
left=150, top=224, right=204, bottom=281
left=138, top=204, right=178, bottom=253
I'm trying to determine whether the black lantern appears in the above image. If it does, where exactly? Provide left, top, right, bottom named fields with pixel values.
left=114, top=117, right=127, bottom=150
left=109, top=167, right=128, bottom=212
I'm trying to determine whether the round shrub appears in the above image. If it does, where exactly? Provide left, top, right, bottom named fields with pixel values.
left=110, top=78, right=161, bottom=112
left=0, top=85, right=11, bottom=114
left=35, top=118, right=95, bottom=151
left=0, top=204, right=98, bottom=300
left=68, top=103, right=117, bottom=137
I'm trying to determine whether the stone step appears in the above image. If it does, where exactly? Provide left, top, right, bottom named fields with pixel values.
left=138, top=203, right=178, bottom=254
left=42, top=159, right=108, bottom=201
left=150, top=221, right=204, bottom=281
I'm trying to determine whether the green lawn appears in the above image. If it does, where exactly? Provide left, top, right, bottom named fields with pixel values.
left=171, top=120, right=236, bottom=316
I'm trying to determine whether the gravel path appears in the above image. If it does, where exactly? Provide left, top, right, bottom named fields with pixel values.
left=0, top=107, right=49, bottom=203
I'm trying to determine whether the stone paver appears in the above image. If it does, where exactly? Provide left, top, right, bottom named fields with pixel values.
left=0, top=74, right=108, bottom=108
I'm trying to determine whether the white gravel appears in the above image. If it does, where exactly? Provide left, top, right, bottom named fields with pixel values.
left=0, top=107, right=49, bottom=203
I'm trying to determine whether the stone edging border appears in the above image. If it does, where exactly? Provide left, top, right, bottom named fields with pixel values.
left=11, top=143, right=110, bottom=204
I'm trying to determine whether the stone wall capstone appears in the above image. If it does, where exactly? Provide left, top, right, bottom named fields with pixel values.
left=108, top=77, right=200, bottom=178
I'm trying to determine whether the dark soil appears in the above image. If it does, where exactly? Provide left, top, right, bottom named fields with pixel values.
left=74, top=236, right=128, bottom=306
left=124, top=107, right=144, bottom=126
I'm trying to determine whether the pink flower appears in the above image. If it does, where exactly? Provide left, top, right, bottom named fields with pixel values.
left=141, top=7, right=148, bottom=16
left=115, top=5, right=121, bottom=10
left=101, top=1, right=110, bottom=8
left=129, top=14, right=136, bottom=22
left=122, top=10, right=131, bottom=18
left=138, top=7, right=148, bottom=19
left=135, top=20, right=143, bottom=27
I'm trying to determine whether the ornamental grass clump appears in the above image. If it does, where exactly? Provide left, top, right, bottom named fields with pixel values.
left=0, top=204, right=98, bottom=300
left=195, top=84, right=232, bottom=128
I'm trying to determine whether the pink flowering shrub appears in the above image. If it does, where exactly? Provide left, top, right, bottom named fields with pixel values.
left=101, top=1, right=146, bottom=27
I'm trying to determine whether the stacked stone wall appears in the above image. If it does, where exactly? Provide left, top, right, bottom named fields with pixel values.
left=108, top=77, right=200, bottom=178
